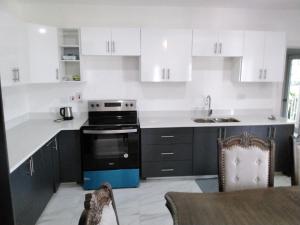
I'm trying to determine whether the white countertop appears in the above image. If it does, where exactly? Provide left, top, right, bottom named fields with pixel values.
left=6, top=114, right=87, bottom=173
left=139, top=111, right=295, bottom=128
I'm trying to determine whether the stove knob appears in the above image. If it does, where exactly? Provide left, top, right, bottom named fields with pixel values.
left=130, top=103, right=134, bottom=107
left=125, top=104, right=128, bottom=107
left=96, top=104, right=100, bottom=107
left=91, top=104, right=94, bottom=108
left=124, top=153, right=129, bottom=158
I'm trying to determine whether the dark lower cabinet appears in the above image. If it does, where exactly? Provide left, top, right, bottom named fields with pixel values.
left=192, top=124, right=295, bottom=176
left=273, top=125, right=294, bottom=174
left=193, top=127, right=220, bottom=175
left=10, top=142, right=55, bottom=225
left=141, top=128, right=193, bottom=178
left=58, top=130, right=81, bottom=183
left=48, top=137, right=60, bottom=192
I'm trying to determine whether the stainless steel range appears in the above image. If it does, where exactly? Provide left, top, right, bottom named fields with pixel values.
left=80, top=100, right=140, bottom=189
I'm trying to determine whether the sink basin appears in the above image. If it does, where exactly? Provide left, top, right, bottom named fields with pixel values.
left=193, top=117, right=240, bottom=123
left=213, top=118, right=240, bottom=123
left=193, top=118, right=215, bottom=123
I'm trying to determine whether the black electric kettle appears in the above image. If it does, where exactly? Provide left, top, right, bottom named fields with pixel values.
left=60, top=107, right=73, bottom=120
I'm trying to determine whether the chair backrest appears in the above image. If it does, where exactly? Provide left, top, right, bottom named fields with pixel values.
left=78, top=183, right=120, bottom=225
left=218, top=132, right=275, bottom=192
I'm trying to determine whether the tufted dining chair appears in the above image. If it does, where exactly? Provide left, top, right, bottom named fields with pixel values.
left=217, top=132, right=275, bottom=192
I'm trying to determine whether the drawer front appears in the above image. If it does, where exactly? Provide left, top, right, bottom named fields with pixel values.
left=141, top=128, right=193, bottom=145
left=142, top=144, right=193, bottom=162
left=142, top=161, right=192, bottom=177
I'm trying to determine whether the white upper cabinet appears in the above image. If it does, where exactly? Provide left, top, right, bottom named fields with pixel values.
left=192, top=31, right=219, bottom=57
left=192, top=30, right=244, bottom=57
left=81, top=28, right=111, bottom=55
left=239, top=31, right=286, bottom=82
left=218, top=31, right=244, bottom=57
left=81, top=27, right=140, bottom=56
left=111, top=28, right=140, bottom=56
left=27, top=24, right=59, bottom=83
left=141, top=29, right=192, bottom=82
left=0, top=12, right=29, bottom=87
left=263, top=32, right=286, bottom=82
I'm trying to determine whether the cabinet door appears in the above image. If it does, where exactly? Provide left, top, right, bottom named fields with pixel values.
left=273, top=125, right=294, bottom=174
left=263, top=32, right=286, bottom=82
left=58, top=130, right=81, bottom=182
left=192, top=30, right=219, bottom=56
left=111, top=28, right=140, bottom=56
left=165, top=29, right=192, bottom=81
left=224, top=126, right=252, bottom=138
left=31, top=147, right=53, bottom=222
left=140, top=29, right=167, bottom=82
left=240, top=31, right=265, bottom=82
left=193, top=127, right=220, bottom=175
left=218, top=31, right=244, bottom=57
left=81, top=27, right=111, bottom=55
left=10, top=159, right=34, bottom=225
left=27, top=24, right=59, bottom=83
left=0, top=13, right=23, bottom=87
left=48, top=137, right=60, bottom=192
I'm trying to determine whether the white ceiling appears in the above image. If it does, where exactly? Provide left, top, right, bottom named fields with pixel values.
left=18, top=0, right=300, bottom=10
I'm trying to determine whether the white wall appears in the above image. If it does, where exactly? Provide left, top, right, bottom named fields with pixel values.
left=4, top=2, right=300, bottom=117
left=81, top=56, right=277, bottom=111
left=2, top=86, right=29, bottom=121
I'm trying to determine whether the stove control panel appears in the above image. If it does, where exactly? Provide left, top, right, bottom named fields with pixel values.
left=88, top=100, right=136, bottom=112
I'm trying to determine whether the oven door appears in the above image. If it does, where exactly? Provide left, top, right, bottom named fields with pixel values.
left=81, top=128, right=139, bottom=170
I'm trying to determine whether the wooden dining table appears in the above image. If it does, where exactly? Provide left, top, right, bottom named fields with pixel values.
left=165, top=186, right=300, bottom=225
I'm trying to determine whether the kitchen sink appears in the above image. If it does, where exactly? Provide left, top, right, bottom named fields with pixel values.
left=193, top=117, right=240, bottom=123
left=193, top=118, right=215, bottom=123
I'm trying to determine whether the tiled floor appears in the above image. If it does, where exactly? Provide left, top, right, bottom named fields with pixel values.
left=36, top=175, right=291, bottom=225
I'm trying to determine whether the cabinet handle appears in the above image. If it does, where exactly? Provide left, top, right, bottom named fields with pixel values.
left=12, top=68, right=19, bottom=82
left=112, top=41, right=115, bottom=53
left=161, top=135, right=174, bottom=138
left=263, top=69, right=267, bottom=79
left=218, top=128, right=222, bottom=139
left=162, top=68, right=166, bottom=80
left=259, top=69, right=263, bottom=79
left=223, top=128, right=226, bottom=139
left=161, top=152, right=175, bottom=155
left=56, top=68, right=59, bottom=80
left=108, top=162, right=115, bottom=166
left=219, top=43, right=222, bottom=54
left=31, top=157, right=35, bottom=174
left=268, top=127, right=276, bottom=139
left=106, top=41, right=110, bottom=53
left=167, top=68, right=170, bottom=80
left=214, top=43, right=218, bottom=54
left=161, top=169, right=174, bottom=172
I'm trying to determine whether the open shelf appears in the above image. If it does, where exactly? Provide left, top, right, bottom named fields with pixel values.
left=58, top=28, right=82, bottom=82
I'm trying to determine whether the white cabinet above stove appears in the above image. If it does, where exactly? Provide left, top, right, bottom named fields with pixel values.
left=140, top=28, right=192, bottom=82
left=81, top=27, right=140, bottom=56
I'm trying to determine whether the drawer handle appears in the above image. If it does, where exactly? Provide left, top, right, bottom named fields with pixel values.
left=161, top=152, right=175, bottom=155
left=108, top=162, right=115, bottom=166
left=161, top=169, right=174, bottom=172
left=161, top=136, right=174, bottom=138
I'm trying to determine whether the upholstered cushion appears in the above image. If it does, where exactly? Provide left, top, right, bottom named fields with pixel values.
left=99, top=202, right=118, bottom=225
left=294, top=144, right=300, bottom=185
left=222, top=145, right=270, bottom=192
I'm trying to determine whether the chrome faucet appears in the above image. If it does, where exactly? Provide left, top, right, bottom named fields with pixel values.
left=205, top=95, right=213, bottom=117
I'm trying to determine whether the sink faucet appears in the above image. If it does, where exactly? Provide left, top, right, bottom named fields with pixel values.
left=205, top=95, right=213, bottom=117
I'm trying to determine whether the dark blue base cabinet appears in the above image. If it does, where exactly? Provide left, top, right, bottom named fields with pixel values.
left=10, top=137, right=59, bottom=225
left=141, top=124, right=294, bottom=178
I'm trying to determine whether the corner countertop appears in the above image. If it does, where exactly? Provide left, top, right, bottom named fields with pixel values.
left=6, top=114, right=87, bottom=173
left=139, top=111, right=295, bottom=129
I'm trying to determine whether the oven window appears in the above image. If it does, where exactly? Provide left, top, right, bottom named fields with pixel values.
left=86, top=134, right=129, bottom=159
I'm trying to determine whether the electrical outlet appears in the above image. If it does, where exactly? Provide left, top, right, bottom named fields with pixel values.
left=75, top=92, right=82, bottom=101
